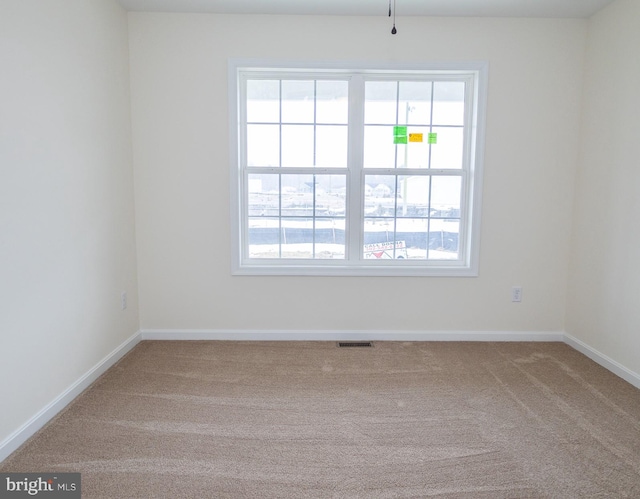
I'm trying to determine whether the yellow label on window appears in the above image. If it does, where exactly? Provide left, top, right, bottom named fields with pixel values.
left=409, top=133, right=423, bottom=143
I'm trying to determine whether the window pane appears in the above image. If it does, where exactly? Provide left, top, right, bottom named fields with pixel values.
left=281, top=175, right=315, bottom=258
left=397, top=176, right=430, bottom=217
left=248, top=174, right=279, bottom=217
left=246, top=80, right=279, bottom=123
left=432, top=81, right=465, bottom=126
left=430, top=176, right=462, bottom=216
left=364, top=218, right=396, bottom=252
left=281, top=125, right=314, bottom=167
left=399, top=81, right=432, bottom=125
left=429, top=127, right=464, bottom=170
left=282, top=80, right=314, bottom=123
left=315, top=174, right=347, bottom=216
left=364, top=126, right=396, bottom=168
left=364, top=175, right=396, bottom=218
left=429, top=219, right=460, bottom=259
left=316, top=81, right=348, bottom=124
left=281, top=218, right=313, bottom=258
left=315, top=218, right=345, bottom=259
left=396, top=218, right=429, bottom=260
left=248, top=217, right=280, bottom=258
left=247, top=124, right=279, bottom=167
left=281, top=174, right=314, bottom=216
left=365, top=81, right=397, bottom=124
left=316, top=125, right=348, bottom=168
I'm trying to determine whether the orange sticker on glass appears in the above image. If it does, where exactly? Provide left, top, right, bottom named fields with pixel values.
left=409, top=133, right=423, bottom=143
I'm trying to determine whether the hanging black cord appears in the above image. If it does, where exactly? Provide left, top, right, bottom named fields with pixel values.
left=391, top=0, right=397, bottom=34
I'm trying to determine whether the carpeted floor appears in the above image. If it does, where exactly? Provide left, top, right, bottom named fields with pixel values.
left=2, top=341, right=640, bottom=498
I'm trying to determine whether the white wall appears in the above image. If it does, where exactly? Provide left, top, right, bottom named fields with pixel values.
left=566, top=0, right=640, bottom=374
left=0, top=0, right=138, bottom=446
left=130, top=14, right=586, bottom=332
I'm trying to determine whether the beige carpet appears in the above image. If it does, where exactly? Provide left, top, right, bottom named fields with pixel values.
left=2, top=341, right=640, bottom=498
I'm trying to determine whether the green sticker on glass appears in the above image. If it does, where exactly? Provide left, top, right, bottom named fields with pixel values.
left=394, top=135, right=408, bottom=144
left=428, top=133, right=438, bottom=144
left=393, top=126, right=407, bottom=136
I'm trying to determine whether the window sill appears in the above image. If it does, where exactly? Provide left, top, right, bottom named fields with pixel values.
left=232, top=262, right=479, bottom=277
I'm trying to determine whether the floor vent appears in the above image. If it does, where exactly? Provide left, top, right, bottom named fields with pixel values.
left=337, top=341, right=374, bottom=348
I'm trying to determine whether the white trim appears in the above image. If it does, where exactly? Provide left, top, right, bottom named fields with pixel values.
left=229, top=59, right=490, bottom=74
left=141, top=329, right=563, bottom=342
left=0, top=331, right=141, bottom=463
left=563, top=333, right=640, bottom=390
left=467, top=62, right=488, bottom=275
left=229, top=59, right=242, bottom=275
left=231, top=263, right=482, bottom=277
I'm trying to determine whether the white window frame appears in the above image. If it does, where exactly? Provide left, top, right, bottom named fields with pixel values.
left=229, top=59, right=488, bottom=276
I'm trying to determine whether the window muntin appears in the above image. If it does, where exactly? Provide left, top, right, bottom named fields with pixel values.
left=247, top=173, right=346, bottom=260
left=232, top=63, right=486, bottom=276
left=363, top=174, right=462, bottom=261
left=246, top=79, right=349, bottom=169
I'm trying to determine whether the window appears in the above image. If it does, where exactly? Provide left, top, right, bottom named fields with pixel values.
left=229, top=60, right=487, bottom=276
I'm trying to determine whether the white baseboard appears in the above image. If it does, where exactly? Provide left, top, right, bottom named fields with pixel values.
left=0, top=330, right=141, bottom=463
left=140, top=329, right=564, bottom=342
left=563, top=333, right=640, bottom=390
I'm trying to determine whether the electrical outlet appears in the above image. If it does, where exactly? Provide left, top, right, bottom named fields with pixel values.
left=121, top=291, right=127, bottom=310
left=511, top=286, right=522, bottom=303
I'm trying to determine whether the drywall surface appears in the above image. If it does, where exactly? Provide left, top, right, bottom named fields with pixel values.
left=0, top=0, right=139, bottom=445
left=566, top=0, right=640, bottom=375
left=129, top=13, right=586, bottom=332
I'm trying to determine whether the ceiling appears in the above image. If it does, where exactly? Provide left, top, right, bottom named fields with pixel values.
left=117, top=0, right=616, bottom=18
